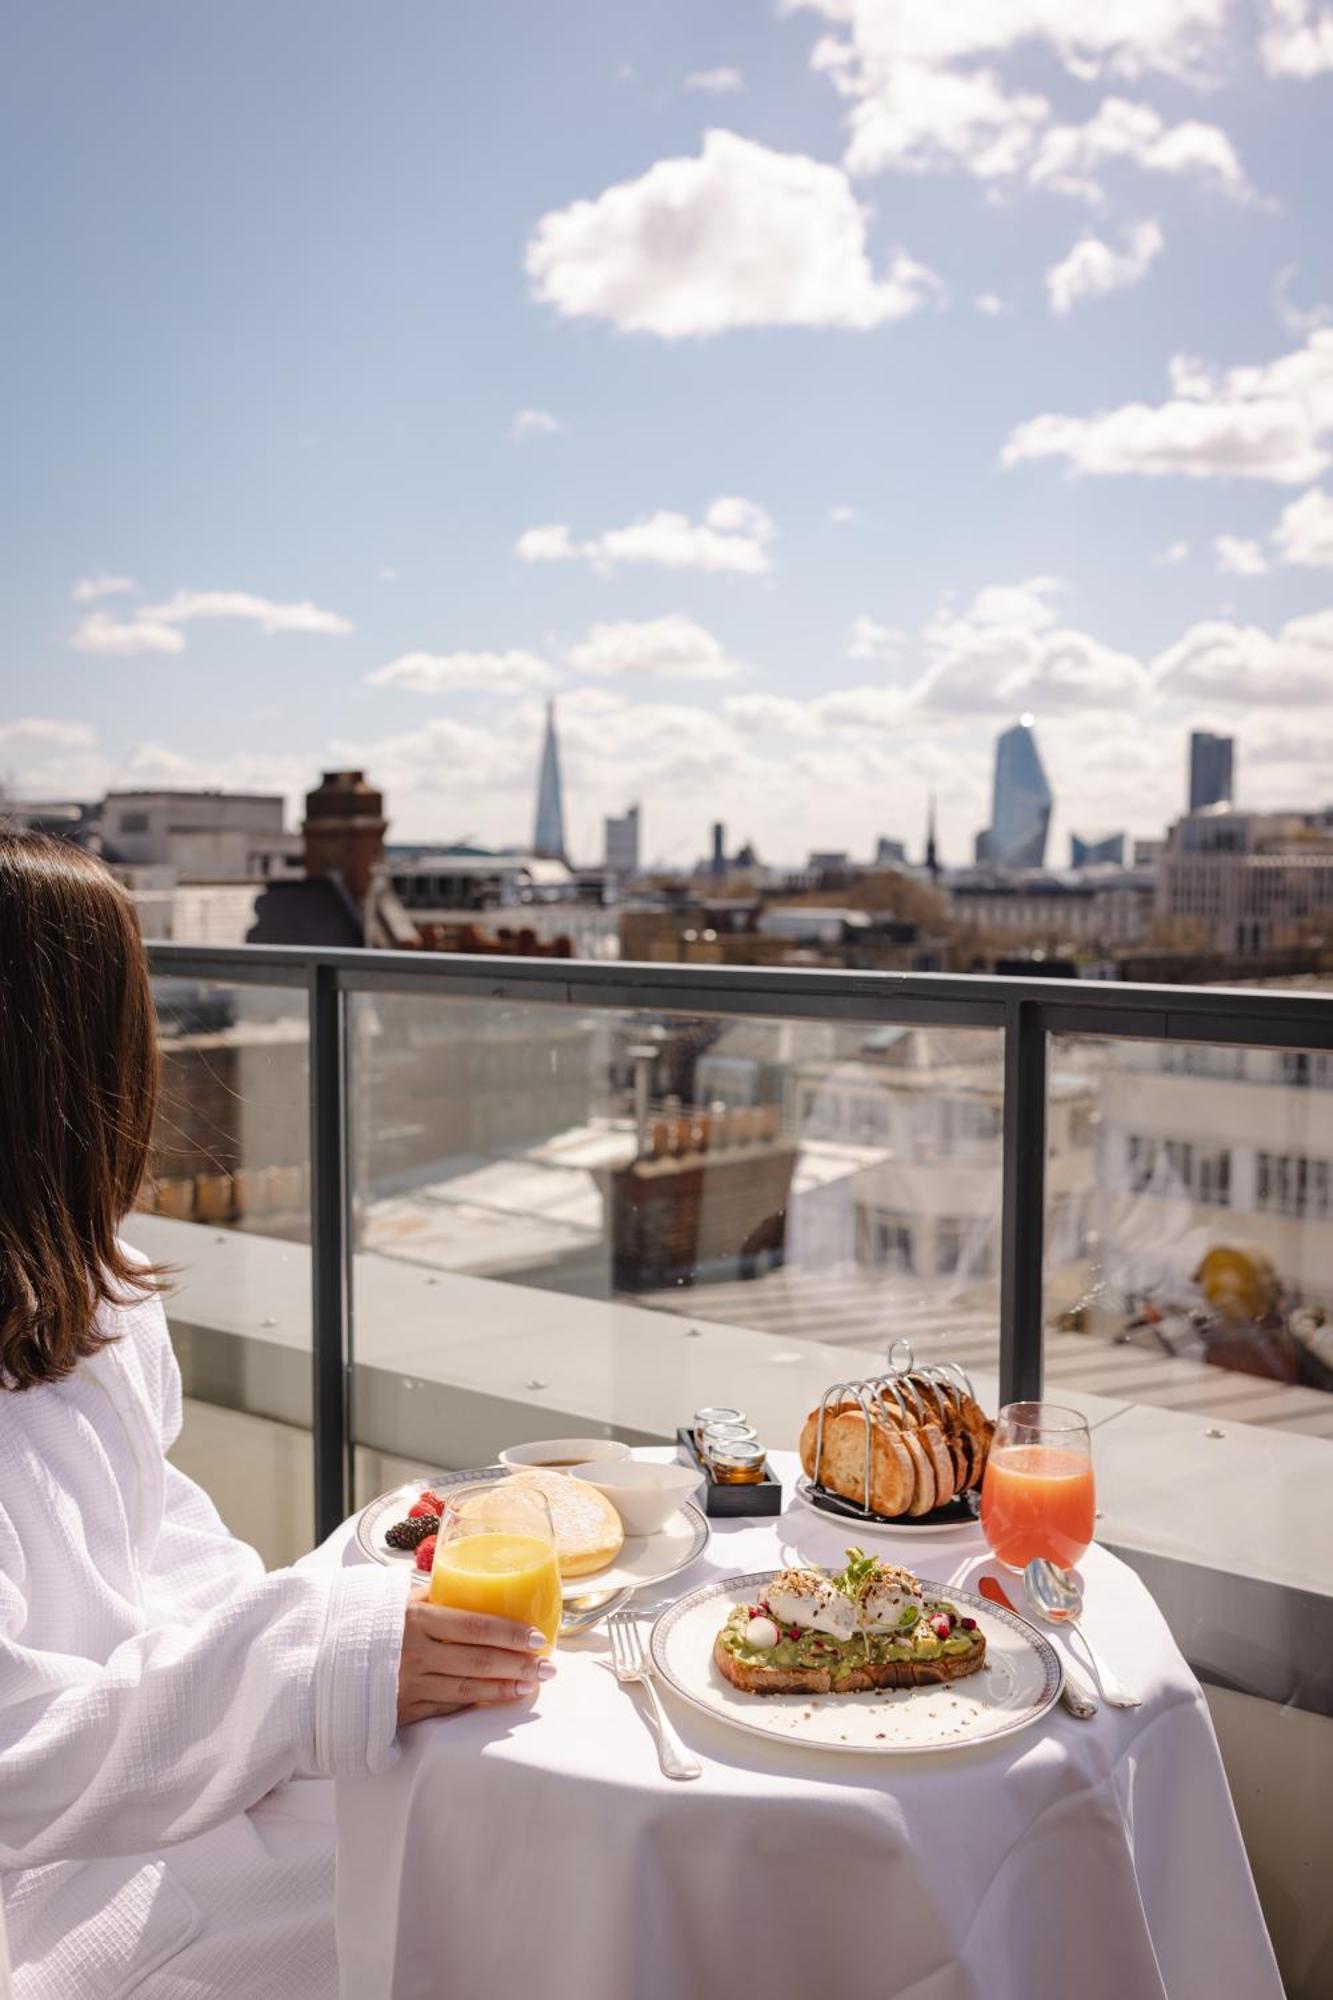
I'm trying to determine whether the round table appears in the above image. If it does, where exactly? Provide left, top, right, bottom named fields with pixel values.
left=331, top=1449, right=1281, bottom=2000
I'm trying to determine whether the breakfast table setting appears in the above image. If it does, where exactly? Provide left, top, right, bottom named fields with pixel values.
left=326, top=1381, right=1283, bottom=2000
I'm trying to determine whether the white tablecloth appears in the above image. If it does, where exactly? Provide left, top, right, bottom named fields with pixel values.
left=332, top=1451, right=1281, bottom=2000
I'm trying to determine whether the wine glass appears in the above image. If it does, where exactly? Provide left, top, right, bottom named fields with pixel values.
left=429, top=1482, right=563, bottom=1657
left=980, top=1402, right=1095, bottom=1573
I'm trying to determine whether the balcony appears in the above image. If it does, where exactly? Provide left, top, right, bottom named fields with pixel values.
left=133, top=944, right=1333, bottom=1997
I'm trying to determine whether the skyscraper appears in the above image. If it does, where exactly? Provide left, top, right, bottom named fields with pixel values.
left=532, top=699, right=568, bottom=861
left=1189, top=731, right=1234, bottom=812
left=604, top=804, right=640, bottom=876
left=988, top=717, right=1052, bottom=869
left=1070, top=830, right=1125, bottom=868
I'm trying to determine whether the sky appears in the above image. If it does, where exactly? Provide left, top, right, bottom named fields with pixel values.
left=3, top=0, right=1333, bottom=870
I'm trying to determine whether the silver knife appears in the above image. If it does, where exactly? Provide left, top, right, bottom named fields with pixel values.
left=979, top=1574, right=1098, bottom=1720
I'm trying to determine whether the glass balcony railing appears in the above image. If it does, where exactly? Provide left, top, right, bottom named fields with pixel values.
left=130, top=945, right=1333, bottom=1734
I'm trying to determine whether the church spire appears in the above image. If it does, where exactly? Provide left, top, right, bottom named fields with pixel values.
left=925, top=792, right=939, bottom=879
left=532, top=698, right=568, bottom=862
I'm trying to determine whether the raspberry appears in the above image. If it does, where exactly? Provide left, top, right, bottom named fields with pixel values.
left=418, top=1489, right=446, bottom=1514
left=961, top=1617, right=978, bottom=1631
left=408, top=1498, right=439, bottom=1521
left=414, top=1534, right=437, bottom=1574
left=386, top=1515, right=438, bottom=1551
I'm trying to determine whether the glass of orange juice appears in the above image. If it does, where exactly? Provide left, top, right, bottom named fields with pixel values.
left=981, top=1402, right=1095, bottom=1573
left=430, top=1482, right=563, bottom=1658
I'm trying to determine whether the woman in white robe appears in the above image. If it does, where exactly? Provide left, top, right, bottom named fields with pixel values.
left=0, top=832, right=551, bottom=1997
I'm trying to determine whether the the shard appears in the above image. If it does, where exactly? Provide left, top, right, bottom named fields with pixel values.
left=988, top=717, right=1052, bottom=869
left=532, top=698, right=568, bottom=862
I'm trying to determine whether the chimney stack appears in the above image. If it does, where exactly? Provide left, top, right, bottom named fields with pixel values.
left=302, top=771, right=387, bottom=903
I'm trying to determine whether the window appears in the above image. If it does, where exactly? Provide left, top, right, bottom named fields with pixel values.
left=117, top=810, right=150, bottom=835
left=1127, top=1135, right=1230, bottom=1205
left=856, top=1206, right=915, bottom=1273
left=1256, top=1152, right=1333, bottom=1220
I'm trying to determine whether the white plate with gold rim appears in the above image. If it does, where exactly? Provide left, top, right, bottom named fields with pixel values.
left=649, top=1569, right=1062, bottom=1755
left=356, top=1467, right=711, bottom=1600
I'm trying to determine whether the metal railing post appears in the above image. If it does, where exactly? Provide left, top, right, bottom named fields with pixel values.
left=308, top=963, right=353, bottom=1540
left=999, top=997, right=1047, bottom=1404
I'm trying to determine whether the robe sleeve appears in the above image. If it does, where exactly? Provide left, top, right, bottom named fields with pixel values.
left=0, top=1505, right=411, bottom=1866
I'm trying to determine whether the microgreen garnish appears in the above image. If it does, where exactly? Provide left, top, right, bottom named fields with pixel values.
left=835, top=1547, right=879, bottom=1602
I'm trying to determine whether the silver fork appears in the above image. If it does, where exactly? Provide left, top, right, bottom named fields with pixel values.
left=607, top=1612, right=701, bottom=1781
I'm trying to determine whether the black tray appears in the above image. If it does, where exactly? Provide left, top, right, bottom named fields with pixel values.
left=798, top=1475, right=979, bottom=1531
left=675, top=1428, right=783, bottom=1517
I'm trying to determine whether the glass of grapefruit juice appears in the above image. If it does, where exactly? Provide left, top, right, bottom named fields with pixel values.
left=981, top=1402, right=1095, bottom=1573
left=430, top=1483, right=563, bottom=1658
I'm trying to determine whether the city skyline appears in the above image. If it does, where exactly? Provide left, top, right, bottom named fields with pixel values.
left=4, top=3, right=1333, bottom=866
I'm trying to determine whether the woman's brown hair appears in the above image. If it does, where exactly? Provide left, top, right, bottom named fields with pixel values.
left=0, top=830, right=164, bottom=1388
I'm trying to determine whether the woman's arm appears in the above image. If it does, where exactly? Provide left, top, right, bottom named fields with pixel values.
left=0, top=1525, right=412, bottom=1867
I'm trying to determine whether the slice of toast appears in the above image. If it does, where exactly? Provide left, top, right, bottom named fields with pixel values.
left=713, top=1629, right=986, bottom=1695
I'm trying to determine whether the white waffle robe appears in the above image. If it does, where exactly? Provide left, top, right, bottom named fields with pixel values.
left=0, top=1269, right=411, bottom=1998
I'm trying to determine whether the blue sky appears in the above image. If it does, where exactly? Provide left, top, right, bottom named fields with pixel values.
left=4, top=0, right=1333, bottom=866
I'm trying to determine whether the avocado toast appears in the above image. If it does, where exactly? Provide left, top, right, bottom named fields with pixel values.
left=714, top=1549, right=986, bottom=1695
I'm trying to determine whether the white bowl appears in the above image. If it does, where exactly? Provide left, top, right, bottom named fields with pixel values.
left=572, top=1462, right=702, bottom=1537
left=497, top=1437, right=632, bottom=1472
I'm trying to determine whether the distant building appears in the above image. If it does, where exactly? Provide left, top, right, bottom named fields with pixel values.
left=924, top=795, right=939, bottom=879
left=951, top=873, right=1154, bottom=948
left=604, top=804, right=641, bottom=877
left=1157, top=804, right=1333, bottom=953
left=0, top=797, right=101, bottom=846
left=711, top=822, right=727, bottom=877
left=875, top=836, right=907, bottom=867
left=101, top=790, right=301, bottom=880
left=1070, top=831, right=1125, bottom=869
left=988, top=719, right=1053, bottom=869
left=1132, top=838, right=1165, bottom=870
left=1189, top=731, right=1234, bottom=812
left=533, top=700, right=568, bottom=862
left=974, top=828, right=992, bottom=865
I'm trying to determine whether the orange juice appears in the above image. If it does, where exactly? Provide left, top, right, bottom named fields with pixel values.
left=981, top=1443, right=1095, bottom=1571
left=430, top=1531, right=563, bottom=1656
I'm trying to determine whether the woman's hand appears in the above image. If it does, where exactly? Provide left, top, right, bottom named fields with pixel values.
left=397, top=1589, right=553, bottom=1725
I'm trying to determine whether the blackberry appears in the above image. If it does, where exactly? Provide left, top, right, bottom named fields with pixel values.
left=386, top=1514, right=439, bottom=1551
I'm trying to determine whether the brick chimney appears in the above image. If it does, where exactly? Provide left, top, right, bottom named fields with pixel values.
left=302, top=771, right=387, bottom=903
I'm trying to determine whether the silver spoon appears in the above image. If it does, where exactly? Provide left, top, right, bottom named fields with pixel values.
left=1023, top=1560, right=1141, bottom=1709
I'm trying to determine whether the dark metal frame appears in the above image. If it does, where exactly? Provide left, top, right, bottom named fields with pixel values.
left=146, top=943, right=1333, bottom=1542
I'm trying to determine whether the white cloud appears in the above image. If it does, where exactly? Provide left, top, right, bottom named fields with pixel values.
left=840, top=60, right=1050, bottom=181
left=1215, top=534, right=1270, bottom=576
left=912, top=576, right=1148, bottom=713
left=525, top=129, right=943, bottom=337
left=507, top=407, right=566, bottom=442
left=1154, top=539, right=1191, bottom=564
left=71, top=611, right=186, bottom=656
left=1004, top=328, right=1333, bottom=483
left=1045, top=219, right=1163, bottom=314
left=974, top=292, right=1009, bottom=316
left=367, top=650, right=556, bottom=695
left=847, top=614, right=904, bottom=660
left=785, top=0, right=1231, bottom=86
left=1274, top=265, right=1333, bottom=338
left=1028, top=97, right=1255, bottom=206
left=1260, top=0, right=1333, bottom=75
left=568, top=615, right=750, bottom=681
left=71, top=574, right=138, bottom=603
left=794, top=4, right=1253, bottom=211
left=828, top=504, right=860, bottom=523
left=1272, top=487, right=1333, bottom=566
left=685, top=66, right=745, bottom=93
left=515, top=524, right=578, bottom=563
left=0, top=717, right=96, bottom=751
left=517, top=496, right=777, bottom=575
left=143, top=590, right=352, bottom=636
left=1154, top=607, right=1333, bottom=703
left=377, top=565, right=399, bottom=582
